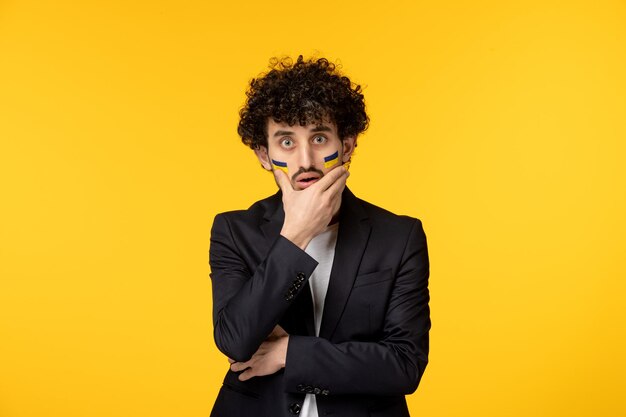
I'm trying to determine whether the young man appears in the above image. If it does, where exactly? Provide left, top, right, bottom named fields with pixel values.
left=209, top=55, right=430, bottom=417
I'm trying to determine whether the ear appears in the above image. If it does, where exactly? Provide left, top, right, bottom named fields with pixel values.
left=341, top=136, right=357, bottom=162
left=254, top=146, right=272, bottom=170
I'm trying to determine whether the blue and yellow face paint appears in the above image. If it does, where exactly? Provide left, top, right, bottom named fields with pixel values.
left=323, top=151, right=339, bottom=169
left=272, top=151, right=341, bottom=174
left=271, top=159, right=289, bottom=174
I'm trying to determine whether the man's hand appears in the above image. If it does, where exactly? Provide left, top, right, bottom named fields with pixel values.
left=228, top=325, right=290, bottom=381
left=265, top=323, right=289, bottom=340
left=275, top=166, right=349, bottom=250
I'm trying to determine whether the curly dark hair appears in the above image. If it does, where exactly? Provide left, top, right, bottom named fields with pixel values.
left=237, top=55, right=369, bottom=150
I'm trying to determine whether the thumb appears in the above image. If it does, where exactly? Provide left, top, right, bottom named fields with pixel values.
left=268, top=324, right=288, bottom=340
left=274, top=324, right=288, bottom=337
left=273, top=169, right=291, bottom=193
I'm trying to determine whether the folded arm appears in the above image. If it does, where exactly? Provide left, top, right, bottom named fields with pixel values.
left=209, top=213, right=318, bottom=362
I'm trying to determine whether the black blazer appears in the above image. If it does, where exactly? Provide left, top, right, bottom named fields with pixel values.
left=209, top=186, right=430, bottom=417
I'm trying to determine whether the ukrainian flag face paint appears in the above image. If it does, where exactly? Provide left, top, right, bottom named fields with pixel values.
left=271, top=151, right=339, bottom=175
left=271, top=159, right=289, bottom=174
left=323, top=151, right=339, bottom=169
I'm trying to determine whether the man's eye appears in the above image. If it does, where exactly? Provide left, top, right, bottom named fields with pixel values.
left=281, top=138, right=293, bottom=147
left=313, top=135, right=327, bottom=144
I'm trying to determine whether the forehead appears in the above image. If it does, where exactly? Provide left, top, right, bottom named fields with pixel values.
left=266, top=118, right=338, bottom=136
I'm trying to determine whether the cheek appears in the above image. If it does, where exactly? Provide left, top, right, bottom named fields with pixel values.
left=321, top=149, right=340, bottom=170
left=270, top=155, right=290, bottom=174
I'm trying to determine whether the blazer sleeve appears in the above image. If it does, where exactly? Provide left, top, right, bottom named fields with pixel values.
left=282, top=218, right=430, bottom=396
left=209, top=213, right=319, bottom=362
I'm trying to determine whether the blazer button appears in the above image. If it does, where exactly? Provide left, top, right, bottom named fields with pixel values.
left=296, top=384, right=305, bottom=392
left=285, top=293, right=294, bottom=301
left=288, top=403, right=301, bottom=414
left=296, top=272, right=306, bottom=280
left=313, top=387, right=321, bottom=394
left=305, top=385, right=313, bottom=393
left=321, top=389, right=330, bottom=396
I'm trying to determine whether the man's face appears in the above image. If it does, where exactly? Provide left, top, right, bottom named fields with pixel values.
left=255, top=118, right=355, bottom=191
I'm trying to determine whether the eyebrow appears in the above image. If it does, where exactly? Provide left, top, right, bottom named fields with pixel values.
left=310, top=125, right=333, bottom=133
left=272, top=125, right=333, bottom=138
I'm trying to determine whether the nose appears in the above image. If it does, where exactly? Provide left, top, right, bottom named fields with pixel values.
left=297, top=142, right=316, bottom=169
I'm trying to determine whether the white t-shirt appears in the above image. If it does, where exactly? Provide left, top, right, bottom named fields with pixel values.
left=300, top=222, right=339, bottom=417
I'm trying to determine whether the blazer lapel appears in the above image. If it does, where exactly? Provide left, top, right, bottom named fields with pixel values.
left=319, top=186, right=371, bottom=340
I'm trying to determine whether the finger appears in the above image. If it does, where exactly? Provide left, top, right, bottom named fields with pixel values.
left=231, top=363, right=251, bottom=373
left=254, top=342, right=269, bottom=354
left=227, top=358, right=235, bottom=364
left=273, top=169, right=291, bottom=194
left=230, top=359, right=251, bottom=372
left=238, top=369, right=255, bottom=381
left=267, top=328, right=280, bottom=340
left=274, top=324, right=288, bottom=337
left=268, top=324, right=288, bottom=339
left=324, top=168, right=349, bottom=197
left=311, top=166, right=347, bottom=192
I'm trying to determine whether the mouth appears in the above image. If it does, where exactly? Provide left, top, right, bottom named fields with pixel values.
left=296, top=174, right=321, bottom=188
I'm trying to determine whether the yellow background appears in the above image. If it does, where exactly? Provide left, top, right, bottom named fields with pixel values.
left=1, top=0, right=625, bottom=416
